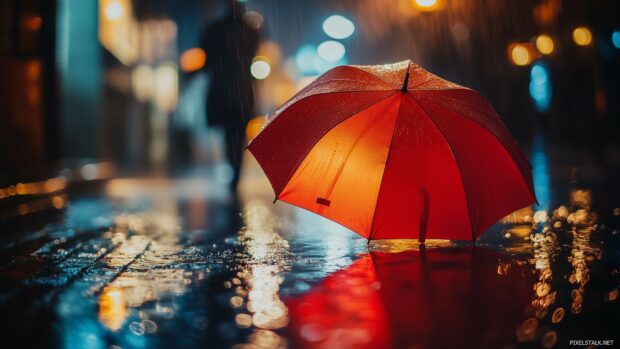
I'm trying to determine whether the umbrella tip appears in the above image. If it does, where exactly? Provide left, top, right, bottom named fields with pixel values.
left=401, top=61, right=411, bottom=92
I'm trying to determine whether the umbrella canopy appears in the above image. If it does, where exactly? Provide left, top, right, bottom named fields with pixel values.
left=247, top=60, right=536, bottom=241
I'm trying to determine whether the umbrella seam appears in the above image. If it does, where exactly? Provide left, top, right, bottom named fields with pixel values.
left=270, top=91, right=400, bottom=203
left=321, top=99, right=396, bottom=201
left=414, top=91, right=533, bottom=171
left=249, top=91, right=397, bottom=201
left=416, top=95, right=537, bottom=236
left=247, top=90, right=396, bottom=149
left=266, top=65, right=396, bottom=118
left=407, top=94, right=476, bottom=242
left=414, top=93, right=536, bottom=198
left=368, top=95, right=405, bottom=240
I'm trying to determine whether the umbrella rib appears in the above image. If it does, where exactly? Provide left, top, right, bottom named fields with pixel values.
left=321, top=106, right=389, bottom=201
left=273, top=90, right=396, bottom=118
left=368, top=95, right=405, bottom=241
left=317, top=93, right=401, bottom=207
left=406, top=94, right=476, bottom=242
left=413, top=91, right=533, bottom=182
left=271, top=91, right=400, bottom=201
left=413, top=95, right=537, bottom=236
left=413, top=93, right=535, bottom=195
left=250, top=90, right=395, bottom=148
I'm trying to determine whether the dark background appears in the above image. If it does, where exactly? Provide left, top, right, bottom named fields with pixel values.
left=1, top=0, right=619, bottom=183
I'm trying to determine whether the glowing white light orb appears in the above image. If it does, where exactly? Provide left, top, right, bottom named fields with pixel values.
left=322, top=15, right=355, bottom=40
left=317, top=41, right=346, bottom=62
left=105, top=1, right=124, bottom=20
left=251, top=60, right=271, bottom=80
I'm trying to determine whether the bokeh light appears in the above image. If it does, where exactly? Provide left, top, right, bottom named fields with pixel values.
left=131, top=64, right=154, bottom=101
left=104, top=0, right=124, bottom=21
left=612, top=31, right=620, bottom=49
left=99, top=287, right=128, bottom=331
left=317, top=40, right=346, bottom=62
left=98, top=0, right=137, bottom=65
left=243, top=11, right=264, bottom=30
left=295, top=45, right=319, bottom=75
left=411, top=0, right=443, bottom=12
left=153, top=62, right=178, bottom=112
left=529, top=61, right=552, bottom=113
left=180, top=48, right=206, bottom=73
left=572, top=27, right=592, bottom=46
left=246, top=116, right=267, bottom=142
left=508, top=43, right=533, bottom=66
left=251, top=59, right=271, bottom=80
left=451, top=22, right=470, bottom=42
left=535, top=34, right=554, bottom=55
left=322, top=15, right=355, bottom=40
left=22, top=15, right=42, bottom=31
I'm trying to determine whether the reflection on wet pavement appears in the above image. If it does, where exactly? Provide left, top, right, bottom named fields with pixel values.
left=0, top=159, right=619, bottom=348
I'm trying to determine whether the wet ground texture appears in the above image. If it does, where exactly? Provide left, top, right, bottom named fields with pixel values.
left=1, top=145, right=620, bottom=349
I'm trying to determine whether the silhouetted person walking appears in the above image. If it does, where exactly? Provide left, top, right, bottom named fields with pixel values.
left=202, top=2, right=259, bottom=192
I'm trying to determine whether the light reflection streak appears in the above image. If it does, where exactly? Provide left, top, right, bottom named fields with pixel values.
left=231, top=200, right=290, bottom=347
left=566, top=189, right=599, bottom=314
left=526, top=230, right=556, bottom=320
left=510, top=187, right=603, bottom=344
left=0, top=177, right=66, bottom=200
left=368, top=239, right=453, bottom=252
left=94, top=202, right=195, bottom=332
left=531, top=133, right=551, bottom=210
left=99, top=287, right=128, bottom=331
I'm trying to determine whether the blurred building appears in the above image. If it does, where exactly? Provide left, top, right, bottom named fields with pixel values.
left=1, top=0, right=619, bottom=185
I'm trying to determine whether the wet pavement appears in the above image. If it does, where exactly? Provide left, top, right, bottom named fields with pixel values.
left=1, top=142, right=620, bottom=349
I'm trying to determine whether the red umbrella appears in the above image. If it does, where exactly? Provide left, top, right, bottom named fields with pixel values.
left=247, top=60, right=536, bottom=242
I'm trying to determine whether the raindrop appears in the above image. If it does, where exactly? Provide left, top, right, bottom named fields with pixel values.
left=142, top=319, right=158, bottom=334
left=129, top=321, right=145, bottom=336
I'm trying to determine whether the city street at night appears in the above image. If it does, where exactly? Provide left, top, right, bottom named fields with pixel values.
left=1, top=0, right=620, bottom=348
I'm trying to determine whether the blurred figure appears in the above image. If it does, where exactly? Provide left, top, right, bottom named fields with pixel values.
left=202, top=1, right=260, bottom=192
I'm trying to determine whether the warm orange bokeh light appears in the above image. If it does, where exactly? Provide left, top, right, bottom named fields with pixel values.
left=99, top=0, right=137, bottom=65
left=98, top=287, right=128, bottom=331
left=180, top=48, right=206, bottom=73
left=508, top=43, right=533, bottom=66
left=411, top=0, right=443, bottom=12
left=535, top=34, right=554, bottom=55
left=246, top=116, right=267, bottom=142
left=572, top=27, right=592, bottom=46
left=22, top=16, right=42, bottom=31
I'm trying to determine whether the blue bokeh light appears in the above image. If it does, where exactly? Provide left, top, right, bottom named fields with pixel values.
left=296, top=45, right=319, bottom=75
left=296, top=44, right=347, bottom=76
left=612, top=31, right=620, bottom=49
left=529, top=61, right=552, bottom=113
